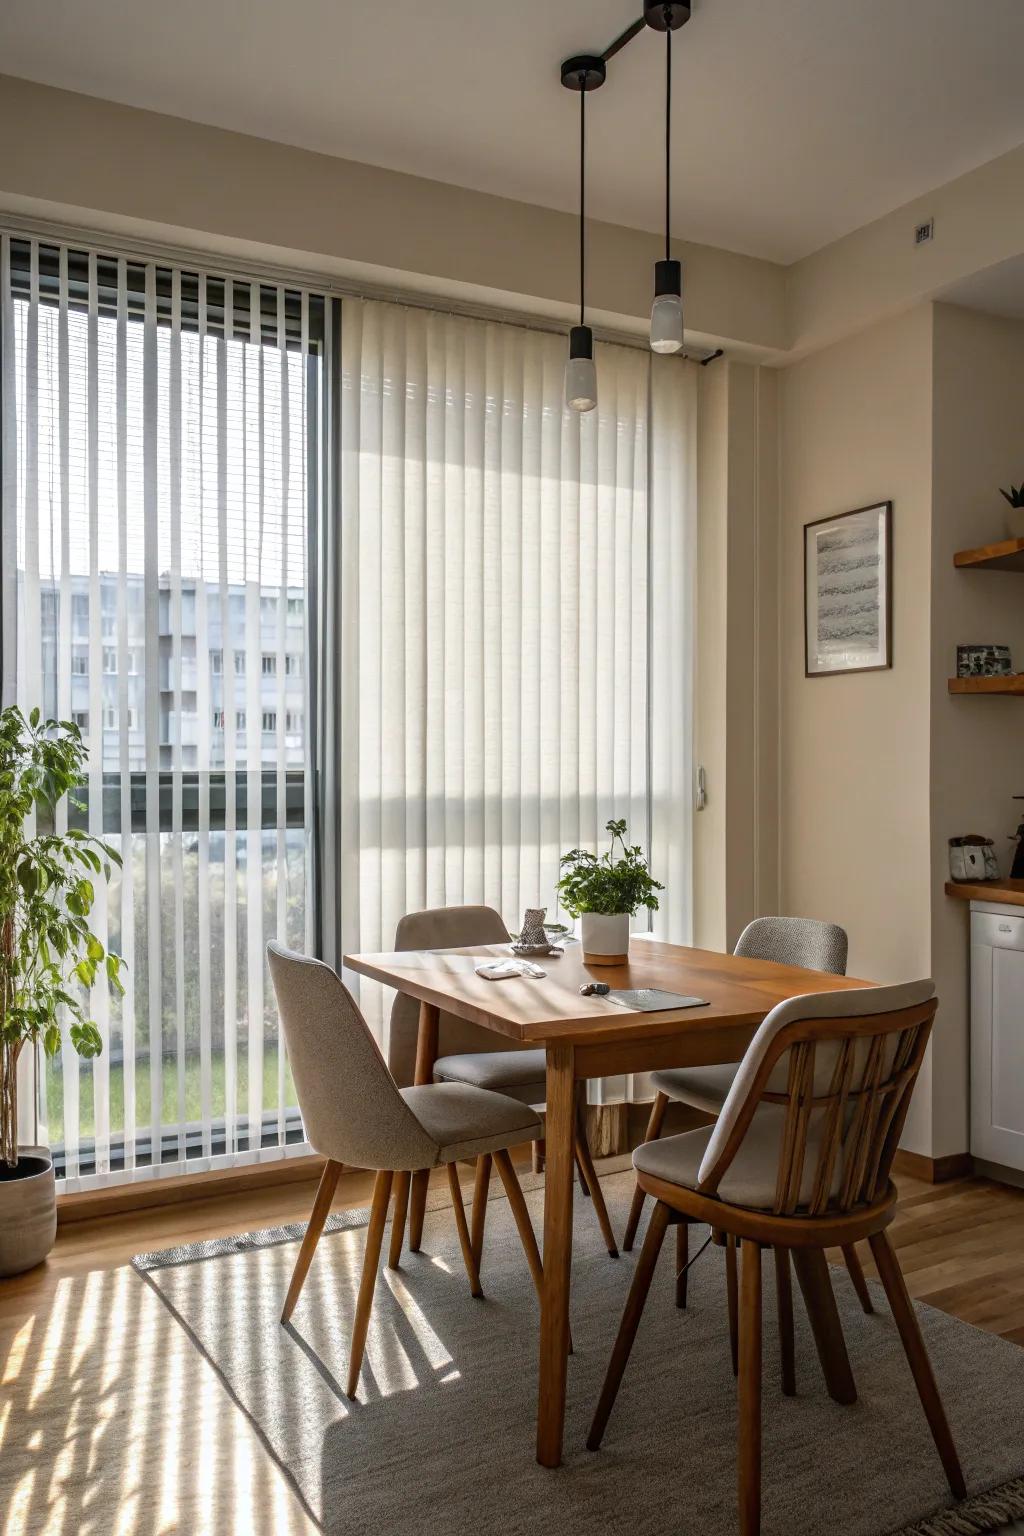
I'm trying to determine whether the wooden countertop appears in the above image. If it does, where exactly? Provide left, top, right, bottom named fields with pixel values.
left=945, top=879, right=1024, bottom=908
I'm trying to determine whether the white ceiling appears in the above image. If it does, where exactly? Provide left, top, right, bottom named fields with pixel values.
left=2, top=0, right=1024, bottom=263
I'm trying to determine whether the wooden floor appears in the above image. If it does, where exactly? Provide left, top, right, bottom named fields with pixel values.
left=1, top=1164, right=1022, bottom=1535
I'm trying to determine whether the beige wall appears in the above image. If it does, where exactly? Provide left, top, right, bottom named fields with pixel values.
left=693, top=361, right=780, bottom=953
left=928, top=303, right=1024, bottom=1157
left=778, top=306, right=935, bottom=1152
left=0, top=74, right=787, bottom=354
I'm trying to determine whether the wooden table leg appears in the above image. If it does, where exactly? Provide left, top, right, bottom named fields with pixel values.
left=537, top=1041, right=575, bottom=1469
left=408, top=1001, right=440, bottom=1253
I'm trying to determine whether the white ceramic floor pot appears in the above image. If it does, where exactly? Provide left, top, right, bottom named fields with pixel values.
left=0, top=1146, right=57, bottom=1277
left=1005, top=506, right=1024, bottom=541
left=580, top=911, right=630, bottom=966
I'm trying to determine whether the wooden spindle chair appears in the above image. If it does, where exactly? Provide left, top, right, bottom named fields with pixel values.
left=588, top=980, right=966, bottom=1536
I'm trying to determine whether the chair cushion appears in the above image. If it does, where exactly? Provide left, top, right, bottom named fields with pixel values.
left=432, top=1049, right=546, bottom=1106
left=651, top=1063, right=738, bottom=1116
left=633, top=1106, right=845, bottom=1213
left=400, top=1082, right=542, bottom=1164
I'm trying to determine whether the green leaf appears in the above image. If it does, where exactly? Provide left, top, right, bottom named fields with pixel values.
left=69, top=1021, right=103, bottom=1059
left=43, top=1023, right=61, bottom=1057
left=86, top=934, right=105, bottom=963
left=74, top=958, right=95, bottom=987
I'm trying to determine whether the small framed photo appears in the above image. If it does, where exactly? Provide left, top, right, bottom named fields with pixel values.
left=805, top=502, right=892, bottom=677
left=956, top=644, right=1012, bottom=679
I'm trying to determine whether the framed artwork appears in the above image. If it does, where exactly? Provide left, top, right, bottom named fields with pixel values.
left=804, top=501, right=892, bottom=677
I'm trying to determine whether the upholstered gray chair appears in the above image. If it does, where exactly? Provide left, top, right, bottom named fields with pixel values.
left=623, top=917, right=853, bottom=1296
left=388, top=905, right=620, bottom=1265
left=589, top=980, right=965, bottom=1536
left=267, top=942, right=545, bottom=1401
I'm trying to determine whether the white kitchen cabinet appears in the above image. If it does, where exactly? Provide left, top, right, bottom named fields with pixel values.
left=971, top=904, right=1024, bottom=1171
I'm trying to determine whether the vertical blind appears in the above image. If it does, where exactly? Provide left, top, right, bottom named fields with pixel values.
left=1, top=235, right=323, bottom=1188
left=320, top=299, right=697, bottom=1069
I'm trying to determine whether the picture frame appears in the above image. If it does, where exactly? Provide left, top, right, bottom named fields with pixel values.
left=956, top=644, right=1012, bottom=679
left=804, top=501, right=892, bottom=677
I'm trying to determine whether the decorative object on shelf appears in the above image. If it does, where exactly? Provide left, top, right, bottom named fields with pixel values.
left=999, top=481, right=1024, bottom=541
left=559, top=4, right=701, bottom=387
left=948, top=835, right=1000, bottom=883
left=0, top=706, right=124, bottom=1276
left=1011, top=798, right=1024, bottom=880
left=804, top=502, right=892, bottom=677
left=510, top=907, right=562, bottom=958
left=957, top=643, right=1013, bottom=679
left=557, top=818, right=663, bottom=966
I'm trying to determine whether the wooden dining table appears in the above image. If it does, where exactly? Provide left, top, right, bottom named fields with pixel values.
left=344, top=935, right=871, bottom=1468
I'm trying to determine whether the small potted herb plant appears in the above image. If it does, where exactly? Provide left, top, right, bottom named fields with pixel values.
left=557, top=819, right=663, bottom=966
left=998, top=483, right=1024, bottom=541
left=0, top=707, right=123, bottom=1277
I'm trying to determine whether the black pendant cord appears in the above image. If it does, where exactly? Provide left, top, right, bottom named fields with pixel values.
left=579, top=77, right=586, bottom=326
left=665, top=25, right=672, bottom=263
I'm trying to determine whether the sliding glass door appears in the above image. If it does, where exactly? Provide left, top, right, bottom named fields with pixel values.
left=1, top=236, right=324, bottom=1187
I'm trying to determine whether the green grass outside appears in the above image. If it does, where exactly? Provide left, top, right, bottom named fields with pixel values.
left=45, top=1050, right=297, bottom=1143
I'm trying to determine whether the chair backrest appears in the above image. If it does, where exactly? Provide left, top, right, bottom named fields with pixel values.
left=387, top=905, right=512, bottom=1085
left=734, top=916, right=848, bottom=976
left=267, top=942, right=437, bottom=1171
left=697, top=980, right=936, bottom=1216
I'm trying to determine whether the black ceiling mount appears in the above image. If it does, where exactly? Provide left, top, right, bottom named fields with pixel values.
left=560, top=54, right=607, bottom=92
left=643, top=2, right=692, bottom=31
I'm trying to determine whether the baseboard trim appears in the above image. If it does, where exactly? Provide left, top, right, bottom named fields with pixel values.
left=893, top=1149, right=973, bottom=1184
left=56, top=1153, right=329, bottom=1224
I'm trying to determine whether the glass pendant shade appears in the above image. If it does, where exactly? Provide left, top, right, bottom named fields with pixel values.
left=565, top=325, right=597, bottom=412
left=650, top=258, right=684, bottom=354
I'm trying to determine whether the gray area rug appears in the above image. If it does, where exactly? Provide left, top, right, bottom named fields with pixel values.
left=135, top=1171, right=1024, bottom=1536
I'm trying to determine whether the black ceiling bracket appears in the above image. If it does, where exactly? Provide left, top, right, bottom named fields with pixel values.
left=560, top=55, right=607, bottom=92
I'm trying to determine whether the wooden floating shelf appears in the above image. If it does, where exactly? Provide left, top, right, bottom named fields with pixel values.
left=953, top=536, right=1024, bottom=572
left=948, top=674, right=1024, bottom=695
left=946, top=879, right=1024, bottom=909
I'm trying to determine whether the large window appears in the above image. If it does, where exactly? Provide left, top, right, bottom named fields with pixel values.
left=1, top=237, right=324, bottom=1186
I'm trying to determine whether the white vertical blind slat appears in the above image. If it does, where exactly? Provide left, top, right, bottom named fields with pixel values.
left=195, top=274, right=214, bottom=1159
left=115, top=259, right=136, bottom=1172
left=85, top=252, right=112, bottom=1174
left=275, top=286, right=288, bottom=1145
left=220, top=281, right=239, bottom=1159
left=169, top=267, right=187, bottom=1165
left=245, top=286, right=265, bottom=1155
left=142, top=262, right=163, bottom=1170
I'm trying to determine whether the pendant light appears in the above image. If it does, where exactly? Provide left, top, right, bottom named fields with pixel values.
left=646, top=3, right=689, bottom=355
left=561, top=55, right=605, bottom=412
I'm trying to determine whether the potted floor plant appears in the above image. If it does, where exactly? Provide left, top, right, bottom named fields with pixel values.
left=0, top=707, right=123, bottom=1277
left=557, top=818, right=663, bottom=966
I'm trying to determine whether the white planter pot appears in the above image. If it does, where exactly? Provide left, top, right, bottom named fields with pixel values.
left=0, top=1146, right=56, bottom=1277
left=1005, top=507, right=1024, bottom=542
left=580, top=911, right=630, bottom=966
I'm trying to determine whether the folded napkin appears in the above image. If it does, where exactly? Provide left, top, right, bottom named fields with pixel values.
left=474, top=959, right=547, bottom=981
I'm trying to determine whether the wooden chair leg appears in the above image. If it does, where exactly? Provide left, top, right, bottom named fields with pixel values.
left=726, top=1234, right=740, bottom=1376
left=408, top=1168, right=430, bottom=1252
left=675, top=1221, right=689, bottom=1309
left=574, top=1147, right=592, bottom=1198
left=470, top=1153, right=492, bottom=1269
left=447, top=1161, right=483, bottom=1298
left=792, top=1248, right=857, bottom=1405
left=842, top=1243, right=874, bottom=1314
left=492, top=1149, right=573, bottom=1354
left=346, top=1168, right=393, bottom=1400
left=869, top=1231, right=966, bottom=1500
left=574, top=1115, right=619, bottom=1257
left=623, top=1091, right=669, bottom=1251
left=774, top=1246, right=796, bottom=1397
left=738, top=1240, right=763, bottom=1536
left=388, top=1171, right=411, bottom=1270
left=281, top=1159, right=343, bottom=1323
left=587, top=1200, right=671, bottom=1451
left=493, top=1149, right=544, bottom=1301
